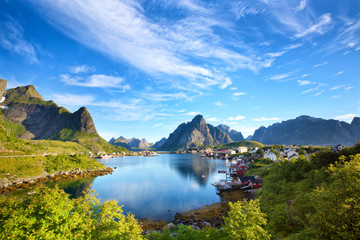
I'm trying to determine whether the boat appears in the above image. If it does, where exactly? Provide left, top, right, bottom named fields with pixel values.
left=212, top=176, right=262, bottom=191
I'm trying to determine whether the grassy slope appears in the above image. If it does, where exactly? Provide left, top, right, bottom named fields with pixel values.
left=218, top=140, right=265, bottom=149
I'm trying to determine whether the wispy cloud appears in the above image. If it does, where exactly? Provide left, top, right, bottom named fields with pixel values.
left=0, top=12, right=38, bottom=63
left=52, top=93, right=95, bottom=106
left=232, top=92, right=246, bottom=96
left=344, top=86, right=353, bottom=91
left=141, top=92, right=189, bottom=102
left=30, top=0, right=282, bottom=94
left=228, top=115, right=246, bottom=121
left=334, top=114, right=357, bottom=121
left=70, top=65, right=94, bottom=74
left=296, top=0, right=306, bottom=11
left=331, top=95, right=341, bottom=99
left=60, top=74, right=130, bottom=90
left=207, top=117, right=219, bottom=122
left=267, top=70, right=297, bottom=82
left=186, top=112, right=201, bottom=116
left=312, top=90, right=324, bottom=96
left=295, top=13, right=332, bottom=38
left=252, top=117, right=280, bottom=122
left=312, top=61, right=328, bottom=68
left=214, top=101, right=223, bottom=106
left=332, top=71, right=344, bottom=77
left=297, top=80, right=315, bottom=86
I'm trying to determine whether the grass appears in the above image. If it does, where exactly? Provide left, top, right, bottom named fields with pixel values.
left=0, top=154, right=105, bottom=179
left=0, top=156, right=46, bottom=178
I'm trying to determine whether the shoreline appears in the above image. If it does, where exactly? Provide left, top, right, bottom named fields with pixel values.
left=0, top=167, right=113, bottom=193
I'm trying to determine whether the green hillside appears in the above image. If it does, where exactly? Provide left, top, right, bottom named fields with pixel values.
left=219, top=140, right=265, bottom=149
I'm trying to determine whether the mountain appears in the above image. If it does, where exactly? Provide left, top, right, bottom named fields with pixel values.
left=159, top=115, right=232, bottom=151
left=109, top=136, right=153, bottom=150
left=152, top=137, right=167, bottom=149
left=216, top=124, right=244, bottom=141
left=0, top=84, right=127, bottom=153
left=251, top=115, right=360, bottom=146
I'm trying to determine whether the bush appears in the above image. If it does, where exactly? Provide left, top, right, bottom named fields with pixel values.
left=0, top=187, right=143, bottom=239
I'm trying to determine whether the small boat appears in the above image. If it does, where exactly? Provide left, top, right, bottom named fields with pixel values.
left=202, top=175, right=205, bottom=178
left=218, top=170, right=227, bottom=173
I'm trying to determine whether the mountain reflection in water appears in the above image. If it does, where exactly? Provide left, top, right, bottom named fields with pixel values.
left=57, top=154, right=237, bottom=220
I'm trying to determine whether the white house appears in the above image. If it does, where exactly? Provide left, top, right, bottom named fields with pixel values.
left=225, top=149, right=236, bottom=155
left=264, top=152, right=277, bottom=161
left=286, top=150, right=298, bottom=159
left=237, top=147, right=248, bottom=153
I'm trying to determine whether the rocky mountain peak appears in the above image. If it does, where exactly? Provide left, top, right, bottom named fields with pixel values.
left=5, top=85, right=44, bottom=103
left=72, top=107, right=98, bottom=134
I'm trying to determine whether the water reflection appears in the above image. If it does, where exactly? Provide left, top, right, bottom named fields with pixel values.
left=45, top=178, right=95, bottom=199
left=58, top=154, right=230, bottom=220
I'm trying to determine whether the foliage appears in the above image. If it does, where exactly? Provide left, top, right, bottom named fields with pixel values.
left=223, top=200, right=271, bottom=240
left=0, top=187, right=143, bottom=239
left=0, top=156, right=46, bottom=178
left=308, top=154, right=360, bottom=239
left=218, top=141, right=265, bottom=149
left=146, top=225, right=222, bottom=240
left=254, top=143, right=360, bottom=239
left=0, top=154, right=104, bottom=179
left=45, top=154, right=104, bottom=173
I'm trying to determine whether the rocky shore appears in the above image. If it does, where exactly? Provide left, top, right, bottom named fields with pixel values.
left=0, top=167, right=113, bottom=193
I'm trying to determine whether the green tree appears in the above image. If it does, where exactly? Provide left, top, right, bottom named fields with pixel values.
left=308, top=154, right=360, bottom=239
left=223, top=200, right=271, bottom=240
left=0, top=187, right=143, bottom=239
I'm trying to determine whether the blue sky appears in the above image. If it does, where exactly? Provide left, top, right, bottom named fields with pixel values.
left=0, top=0, right=359, bottom=143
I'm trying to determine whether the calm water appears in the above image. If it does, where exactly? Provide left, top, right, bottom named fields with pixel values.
left=63, top=154, right=228, bottom=220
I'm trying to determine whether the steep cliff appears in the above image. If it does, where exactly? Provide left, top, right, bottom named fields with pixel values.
left=159, top=115, right=232, bottom=151
left=1, top=85, right=126, bottom=152
left=216, top=124, right=244, bottom=141
left=109, top=136, right=153, bottom=150
left=251, top=115, right=360, bottom=146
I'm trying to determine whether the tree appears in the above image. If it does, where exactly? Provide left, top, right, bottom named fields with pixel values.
left=0, top=187, right=143, bottom=239
left=308, top=154, right=360, bottom=239
left=223, top=200, right=271, bottom=240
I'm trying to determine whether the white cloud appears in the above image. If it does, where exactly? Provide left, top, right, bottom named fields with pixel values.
left=297, top=80, right=314, bottom=86
left=141, top=92, right=189, bottom=102
left=60, top=74, right=130, bottom=90
left=207, top=117, right=219, bottom=122
left=312, top=61, right=328, bottom=68
left=214, top=101, right=223, bottom=106
left=228, top=115, right=246, bottom=121
left=296, top=0, right=306, bottom=11
left=70, top=65, right=94, bottom=73
left=330, top=85, right=346, bottom=91
left=333, top=71, right=345, bottom=77
left=232, top=92, right=246, bottom=96
left=186, top=112, right=201, bottom=116
left=0, top=13, right=38, bottom=63
left=252, top=117, right=280, bottom=122
left=295, top=13, right=332, bottom=38
left=331, top=95, right=341, bottom=99
left=30, top=0, right=274, bottom=93
left=312, top=90, right=324, bottom=96
left=230, top=87, right=238, bottom=91
left=344, top=86, right=353, bottom=91
left=267, top=71, right=295, bottom=81
left=52, top=93, right=95, bottom=107
left=301, top=73, right=310, bottom=77
left=334, top=114, right=357, bottom=121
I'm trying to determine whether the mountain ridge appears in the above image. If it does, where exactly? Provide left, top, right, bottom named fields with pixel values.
left=251, top=115, right=360, bottom=146
left=159, top=115, right=233, bottom=151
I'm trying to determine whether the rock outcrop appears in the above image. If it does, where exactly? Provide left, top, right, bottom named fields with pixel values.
left=109, top=136, right=153, bottom=150
left=251, top=115, right=360, bottom=146
left=1, top=85, right=98, bottom=140
left=152, top=137, right=167, bottom=149
left=216, top=124, right=244, bottom=141
left=159, top=115, right=233, bottom=151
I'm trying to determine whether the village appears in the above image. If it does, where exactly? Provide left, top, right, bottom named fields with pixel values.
left=184, top=144, right=345, bottom=192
